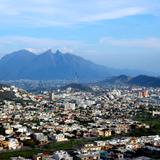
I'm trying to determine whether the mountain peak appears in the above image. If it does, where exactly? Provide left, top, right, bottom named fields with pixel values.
left=17, top=49, right=31, bottom=52
left=1, top=49, right=35, bottom=61
left=55, top=49, right=62, bottom=55
left=12, top=49, right=35, bottom=55
left=44, top=49, right=53, bottom=54
left=0, top=49, right=110, bottom=81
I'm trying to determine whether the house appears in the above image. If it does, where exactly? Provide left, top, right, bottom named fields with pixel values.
left=81, top=143, right=101, bottom=153
left=5, top=127, right=13, bottom=135
left=0, top=135, right=5, bottom=141
left=97, top=129, right=112, bottom=137
left=8, top=138, right=20, bottom=150
left=0, top=140, right=8, bottom=150
left=32, top=153, right=43, bottom=160
left=76, top=152, right=100, bottom=160
left=33, top=133, right=48, bottom=144
left=52, top=150, right=73, bottom=160
left=100, top=150, right=114, bottom=160
left=53, top=133, right=68, bottom=142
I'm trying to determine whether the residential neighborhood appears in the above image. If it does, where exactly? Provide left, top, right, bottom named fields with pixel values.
left=1, top=84, right=160, bottom=159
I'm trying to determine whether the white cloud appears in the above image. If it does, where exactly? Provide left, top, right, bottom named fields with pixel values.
left=79, top=7, right=146, bottom=22
left=0, top=0, right=159, bottom=27
left=100, top=37, right=160, bottom=49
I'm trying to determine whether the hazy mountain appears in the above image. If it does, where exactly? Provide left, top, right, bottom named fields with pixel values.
left=98, top=75, right=160, bottom=87
left=98, top=75, right=131, bottom=86
left=0, top=49, right=155, bottom=82
left=0, top=49, right=36, bottom=80
left=0, top=49, right=111, bottom=81
left=128, top=75, right=160, bottom=87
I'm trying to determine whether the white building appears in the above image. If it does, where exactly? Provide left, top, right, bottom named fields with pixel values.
left=52, top=151, right=73, bottom=160
left=8, top=138, right=20, bottom=150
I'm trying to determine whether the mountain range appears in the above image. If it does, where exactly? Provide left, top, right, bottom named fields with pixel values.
left=0, top=49, right=154, bottom=82
left=98, top=75, right=160, bottom=87
left=0, top=49, right=110, bottom=81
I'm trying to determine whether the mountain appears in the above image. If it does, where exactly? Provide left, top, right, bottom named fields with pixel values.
left=0, top=49, right=36, bottom=80
left=0, top=49, right=111, bottom=81
left=98, top=75, right=131, bottom=86
left=98, top=75, right=160, bottom=87
left=128, top=75, right=160, bottom=87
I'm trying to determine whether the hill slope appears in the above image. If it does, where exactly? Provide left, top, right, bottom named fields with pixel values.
left=128, top=75, right=160, bottom=87
left=98, top=75, right=131, bottom=86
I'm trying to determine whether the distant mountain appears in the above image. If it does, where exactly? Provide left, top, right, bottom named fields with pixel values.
left=98, top=75, right=160, bottom=87
left=0, top=49, right=111, bottom=81
left=0, top=49, right=154, bottom=82
left=0, top=49, right=36, bottom=80
left=128, top=75, right=160, bottom=87
left=98, top=75, right=131, bottom=86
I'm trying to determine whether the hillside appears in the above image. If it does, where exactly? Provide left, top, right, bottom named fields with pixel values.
left=97, top=75, right=160, bottom=87
left=128, top=75, right=160, bottom=87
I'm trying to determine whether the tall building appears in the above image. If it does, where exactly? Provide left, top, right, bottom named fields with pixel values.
left=139, top=90, right=149, bottom=98
left=49, top=92, right=55, bottom=101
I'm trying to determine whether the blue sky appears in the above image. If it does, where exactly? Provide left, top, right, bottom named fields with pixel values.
left=0, top=0, right=160, bottom=73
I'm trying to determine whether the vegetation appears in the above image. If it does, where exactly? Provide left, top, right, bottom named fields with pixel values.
left=0, top=149, right=39, bottom=160
left=0, top=136, right=113, bottom=160
left=134, top=110, right=160, bottom=136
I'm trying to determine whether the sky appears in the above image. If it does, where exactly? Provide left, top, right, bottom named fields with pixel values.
left=0, top=0, right=160, bottom=74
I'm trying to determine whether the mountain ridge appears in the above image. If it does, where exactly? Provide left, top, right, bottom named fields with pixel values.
left=0, top=49, right=110, bottom=81
left=0, top=49, right=156, bottom=82
left=98, top=74, right=160, bottom=87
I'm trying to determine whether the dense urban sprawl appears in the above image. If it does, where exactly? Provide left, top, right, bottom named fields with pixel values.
left=1, top=85, right=160, bottom=159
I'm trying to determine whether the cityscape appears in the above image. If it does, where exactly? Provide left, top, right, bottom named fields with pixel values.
left=1, top=82, right=160, bottom=159
left=0, top=0, right=160, bottom=160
